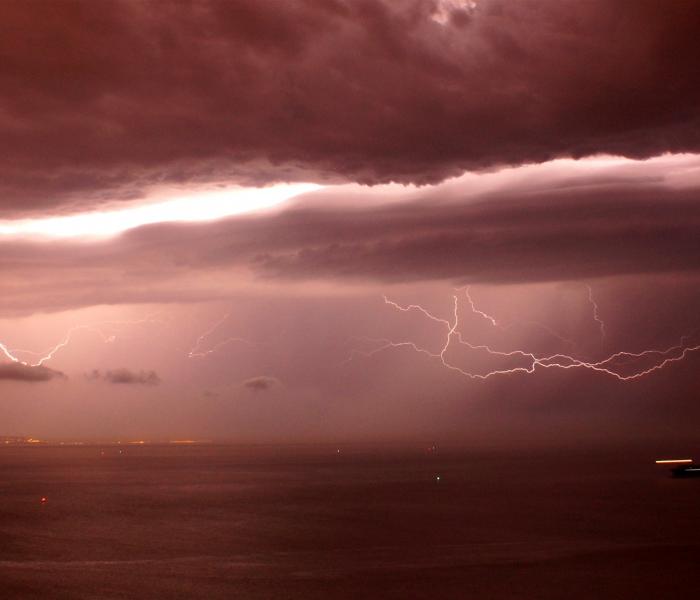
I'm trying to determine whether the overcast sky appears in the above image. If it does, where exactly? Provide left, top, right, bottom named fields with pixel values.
left=2, top=0, right=700, bottom=447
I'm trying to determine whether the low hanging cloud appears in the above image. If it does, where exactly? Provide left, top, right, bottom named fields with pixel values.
left=0, top=363, right=65, bottom=383
left=243, top=376, right=279, bottom=392
left=86, top=368, right=161, bottom=386
left=1, top=1, right=700, bottom=215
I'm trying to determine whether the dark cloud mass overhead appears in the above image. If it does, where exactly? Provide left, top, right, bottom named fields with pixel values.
left=1, top=0, right=700, bottom=214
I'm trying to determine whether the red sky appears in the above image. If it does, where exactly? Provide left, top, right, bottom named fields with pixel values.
left=2, top=0, right=700, bottom=447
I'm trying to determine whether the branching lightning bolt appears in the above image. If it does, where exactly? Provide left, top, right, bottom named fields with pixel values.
left=345, top=292, right=700, bottom=382
left=586, top=284, right=606, bottom=340
left=0, top=314, right=163, bottom=367
left=461, top=286, right=498, bottom=326
left=187, top=313, right=255, bottom=358
left=458, top=286, right=575, bottom=349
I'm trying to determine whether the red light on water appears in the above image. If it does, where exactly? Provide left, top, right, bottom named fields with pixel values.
left=40, top=496, right=48, bottom=504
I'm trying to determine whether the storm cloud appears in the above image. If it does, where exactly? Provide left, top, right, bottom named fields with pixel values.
left=1, top=0, right=700, bottom=215
left=1, top=156, right=700, bottom=316
left=243, top=376, right=278, bottom=392
left=87, top=368, right=161, bottom=386
left=0, top=363, right=65, bottom=382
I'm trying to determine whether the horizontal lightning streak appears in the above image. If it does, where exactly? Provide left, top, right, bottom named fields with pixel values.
left=187, top=313, right=255, bottom=358
left=345, top=291, right=700, bottom=382
left=187, top=337, right=254, bottom=358
left=0, top=314, right=163, bottom=367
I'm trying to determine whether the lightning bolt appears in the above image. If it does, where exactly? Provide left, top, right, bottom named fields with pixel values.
left=0, top=314, right=163, bottom=367
left=586, top=284, right=606, bottom=340
left=458, top=286, right=575, bottom=349
left=187, top=313, right=255, bottom=358
left=345, top=292, right=700, bottom=382
left=382, top=296, right=452, bottom=327
left=461, top=286, right=498, bottom=326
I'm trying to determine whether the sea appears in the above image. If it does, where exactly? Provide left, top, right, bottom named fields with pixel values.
left=1, top=444, right=699, bottom=599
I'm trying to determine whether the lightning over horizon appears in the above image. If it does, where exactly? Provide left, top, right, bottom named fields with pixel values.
left=187, top=313, right=255, bottom=359
left=345, top=288, right=700, bottom=382
left=3, top=3, right=700, bottom=595
left=0, top=315, right=164, bottom=368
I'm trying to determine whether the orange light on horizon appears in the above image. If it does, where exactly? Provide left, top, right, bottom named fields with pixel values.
left=655, top=459, right=693, bottom=464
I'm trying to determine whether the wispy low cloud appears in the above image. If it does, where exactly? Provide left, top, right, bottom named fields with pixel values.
left=242, top=376, right=279, bottom=393
left=86, top=368, right=161, bottom=386
left=0, top=363, right=65, bottom=383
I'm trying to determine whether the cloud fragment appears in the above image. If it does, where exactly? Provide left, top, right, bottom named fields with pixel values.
left=87, top=368, right=161, bottom=386
left=0, top=363, right=65, bottom=382
left=243, top=376, right=279, bottom=392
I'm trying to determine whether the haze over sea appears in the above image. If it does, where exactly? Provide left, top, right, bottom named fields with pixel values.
left=1, top=444, right=699, bottom=599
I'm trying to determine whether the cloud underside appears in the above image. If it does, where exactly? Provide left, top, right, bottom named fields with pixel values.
left=243, top=376, right=278, bottom=392
left=1, top=0, right=700, bottom=214
left=86, top=369, right=161, bottom=386
left=2, top=157, right=700, bottom=316
left=0, top=363, right=65, bottom=382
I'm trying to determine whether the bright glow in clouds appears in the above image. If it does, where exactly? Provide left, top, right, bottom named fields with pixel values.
left=0, top=183, right=321, bottom=239
left=1, top=154, right=698, bottom=240
left=431, top=0, right=477, bottom=24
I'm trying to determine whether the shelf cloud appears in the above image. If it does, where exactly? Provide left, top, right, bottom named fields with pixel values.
left=1, top=1, right=699, bottom=215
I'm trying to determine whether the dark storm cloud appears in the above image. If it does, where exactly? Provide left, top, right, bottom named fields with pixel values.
left=87, top=368, right=161, bottom=386
left=243, top=376, right=278, bottom=392
left=1, top=0, right=700, bottom=214
left=89, top=171, right=700, bottom=285
left=249, top=187, right=700, bottom=284
left=0, top=363, right=65, bottom=382
left=2, top=162, right=700, bottom=315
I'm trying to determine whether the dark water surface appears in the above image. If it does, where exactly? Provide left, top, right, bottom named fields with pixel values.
left=1, top=444, right=699, bottom=599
